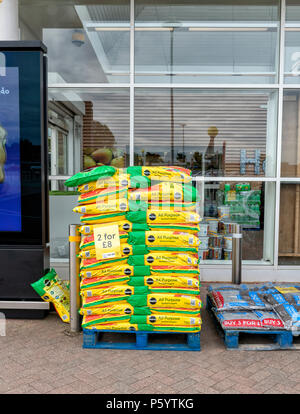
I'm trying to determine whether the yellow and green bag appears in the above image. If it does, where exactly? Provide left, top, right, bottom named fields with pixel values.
left=82, top=293, right=201, bottom=309
left=127, top=252, right=199, bottom=267
left=78, top=221, right=149, bottom=236
left=129, top=182, right=197, bottom=202
left=126, top=210, right=201, bottom=224
left=127, top=231, right=200, bottom=248
left=83, top=321, right=140, bottom=331
left=80, top=211, right=127, bottom=224
left=80, top=264, right=199, bottom=279
left=80, top=274, right=131, bottom=289
left=77, top=186, right=128, bottom=204
left=77, top=174, right=130, bottom=193
left=31, top=269, right=70, bottom=323
left=130, top=314, right=202, bottom=327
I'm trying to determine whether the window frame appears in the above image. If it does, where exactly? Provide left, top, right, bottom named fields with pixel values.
left=34, top=0, right=300, bottom=268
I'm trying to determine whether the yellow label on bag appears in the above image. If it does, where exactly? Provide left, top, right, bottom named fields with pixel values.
left=96, top=198, right=128, bottom=213
left=80, top=221, right=133, bottom=236
left=81, top=264, right=134, bottom=279
left=146, top=294, right=201, bottom=309
left=275, top=286, right=300, bottom=294
left=93, top=224, right=121, bottom=260
left=74, top=199, right=128, bottom=214
left=84, top=322, right=139, bottom=331
left=145, top=231, right=199, bottom=248
left=143, top=275, right=199, bottom=288
left=81, top=285, right=135, bottom=298
left=77, top=174, right=130, bottom=193
left=143, top=252, right=198, bottom=267
left=146, top=210, right=200, bottom=224
left=129, top=182, right=184, bottom=202
left=146, top=314, right=201, bottom=326
left=141, top=166, right=191, bottom=182
left=79, top=303, right=134, bottom=316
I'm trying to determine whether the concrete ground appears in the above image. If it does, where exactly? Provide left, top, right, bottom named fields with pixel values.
left=1, top=283, right=300, bottom=395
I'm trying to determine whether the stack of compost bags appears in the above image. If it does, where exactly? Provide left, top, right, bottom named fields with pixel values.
left=65, top=165, right=202, bottom=334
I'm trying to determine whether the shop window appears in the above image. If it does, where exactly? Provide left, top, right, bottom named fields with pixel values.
left=48, top=88, right=130, bottom=259
left=197, top=180, right=275, bottom=264
left=135, top=0, right=279, bottom=84
left=282, top=90, right=300, bottom=176
left=19, top=0, right=130, bottom=84
left=134, top=88, right=278, bottom=177
left=285, top=0, right=300, bottom=84
left=279, top=183, right=300, bottom=265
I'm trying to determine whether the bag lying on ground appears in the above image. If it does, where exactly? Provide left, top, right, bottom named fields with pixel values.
left=31, top=269, right=70, bottom=323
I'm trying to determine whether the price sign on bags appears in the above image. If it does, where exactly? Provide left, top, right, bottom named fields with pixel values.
left=93, top=224, right=121, bottom=260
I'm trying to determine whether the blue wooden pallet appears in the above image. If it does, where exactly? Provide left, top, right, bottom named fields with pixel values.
left=83, top=328, right=201, bottom=351
left=206, top=295, right=294, bottom=351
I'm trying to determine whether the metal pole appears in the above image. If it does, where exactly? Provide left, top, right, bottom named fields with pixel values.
left=69, top=224, right=81, bottom=333
left=232, top=224, right=242, bottom=285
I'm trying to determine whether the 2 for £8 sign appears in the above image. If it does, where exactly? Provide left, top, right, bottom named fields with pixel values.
left=93, top=224, right=121, bottom=260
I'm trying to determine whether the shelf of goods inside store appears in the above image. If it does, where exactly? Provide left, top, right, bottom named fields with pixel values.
left=65, top=165, right=202, bottom=350
left=198, top=182, right=261, bottom=262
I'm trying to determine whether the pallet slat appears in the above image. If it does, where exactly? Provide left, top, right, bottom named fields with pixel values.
left=83, top=328, right=201, bottom=351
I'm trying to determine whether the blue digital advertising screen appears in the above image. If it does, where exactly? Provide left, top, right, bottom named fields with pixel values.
left=0, top=67, right=21, bottom=231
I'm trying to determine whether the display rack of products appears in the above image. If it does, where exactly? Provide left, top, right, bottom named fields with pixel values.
left=199, top=183, right=261, bottom=261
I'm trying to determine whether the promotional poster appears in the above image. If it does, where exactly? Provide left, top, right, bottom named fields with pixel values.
left=0, top=66, right=21, bottom=232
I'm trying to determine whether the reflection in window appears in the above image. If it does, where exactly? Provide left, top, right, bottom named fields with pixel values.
left=49, top=88, right=130, bottom=171
left=134, top=89, right=277, bottom=177
left=48, top=88, right=130, bottom=260
left=19, top=1, right=130, bottom=83
left=279, top=183, right=300, bottom=265
left=285, top=1, right=300, bottom=83
left=282, top=91, right=300, bottom=177
left=135, top=0, right=279, bottom=84
left=198, top=181, right=275, bottom=263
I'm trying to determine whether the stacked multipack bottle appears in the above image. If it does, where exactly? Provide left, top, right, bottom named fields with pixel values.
left=65, top=165, right=202, bottom=334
